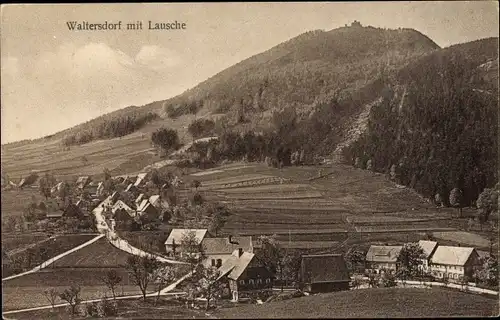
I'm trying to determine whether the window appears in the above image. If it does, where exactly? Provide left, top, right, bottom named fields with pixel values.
left=239, top=280, right=245, bottom=285
left=249, top=279, right=254, bottom=285
left=257, top=279, right=262, bottom=285
left=265, top=278, right=270, bottom=284
left=217, top=259, right=222, bottom=268
left=211, top=259, right=216, bottom=267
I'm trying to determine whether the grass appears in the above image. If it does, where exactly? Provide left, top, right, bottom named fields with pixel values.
left=51, top=237, right=134, bottom=268
left=10, top=297, right=210, bottom=319
left=1, top=188, right=42, bottom=219
left=2, top=268, right=145, bottom=311
left=215, top=287, right=499, bottom=318
left=432, top=231, right=494, bottom=249
left=2, top=233, right=51, bottom=254
left=2, top=234, right=98, bottom=278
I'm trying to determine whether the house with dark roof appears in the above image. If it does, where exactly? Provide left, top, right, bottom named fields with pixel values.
left=136, top=199, right=159, bottom=222
left=202, top=235, right=254, bottom=268
left=299, top=254, right=351, bottom=293
left=134, top=173, right=149, bottom=187
left=217, top=249, right=274, bottom=302
left=429, top=246, right=480, bottom=281
left=365, top=245, right=402, bottom=274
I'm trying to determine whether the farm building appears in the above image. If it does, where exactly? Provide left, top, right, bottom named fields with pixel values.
left=148, top=195, right=169, bottom=210
left=50, top=182, right=64, bottom=195
left=134, top=173, right=149, bottom=187
left=135, top=193, right=145, bottom=207
left=299, top=254, right=351, bottom=293
left=202, top=235, right=254, bottom=268
left=136, top=199, right=159, bottom=220
left=217, top=249, right=274, bottom=302
left=164, top=229, right=208, bottom=256
left=365, top=245, right=402, bottom=274
left=76, top=176, right=91, bottom=189
left=417, top=240, right=438, bottom=273
left=112, top=200, right=135, bottom=216
left=125, top=183, right=138, bottom=193
left=429, top=246, right=480, bottom=281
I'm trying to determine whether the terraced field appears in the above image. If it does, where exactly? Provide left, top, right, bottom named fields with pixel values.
left=182, top=162, right=485, bottom=249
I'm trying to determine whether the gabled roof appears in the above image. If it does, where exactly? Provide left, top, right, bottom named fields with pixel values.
left=137, top=199, right=150, bottom=212
left=430, top=246, right=476, bottom=266
left=164, top=229, right=208, bottom=245
left=112, top=200, right=134, bottom=214
left=125, top=183, right=136, bottom=192
left=301, top=254, right=350, bottom=283
left=217, top=250, right=256, bottom=281
left=46, top=211, right=64, bottom=218
left=366, top=245, right=402, bottom=263
left=135, top=193, right=145, bottom=204
left=149, top=195, right=160, bottom=205
left=76, top=176, right=91, bottom=187
left=203, top=236, right=253, bottom=255
left=418, top=240, right=438, bottom=259
left=134, top=173, right=148, bottom=186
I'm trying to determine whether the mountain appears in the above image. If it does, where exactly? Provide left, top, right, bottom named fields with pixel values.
left=343, top=37, right=499, bottom=205
left=2, top=25, right=497, bottom=208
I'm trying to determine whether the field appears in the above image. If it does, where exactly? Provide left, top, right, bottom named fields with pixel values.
left=215, top=287, right=499, bottom=318
left=51, top=237, right=134, bottom=268
left=2, top=268, right=146, bottom=311
left=0, top=111, right=206, bottom=181
left=172, top=162, right=493, bottom=250
left=2, top=234, right=99, bottom=278
left=1, top=187, right=43, bottom=219
left=2, top=232, right=51, bottom=254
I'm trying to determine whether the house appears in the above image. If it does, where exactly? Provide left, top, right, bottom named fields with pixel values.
left=136, top=199, right=158, bottom=219
left=429, top=246, right=481, bottom=281
left=365, top=245, right=403, bottom=274
left=18, top=173, right=39, bottom=188
left=76, top=176, right=91, bottom=189
left=417, top=240, right=438, bottom=273
left=135, top=193, right=145, bottom=207
left=46, top=211, right=64, bottom=219
left=63, top=202, right=83, bottom=218
left=112, top=200, right=135, bottom=216
left=202, top=235, right=253, bottom=268
left=95, top=182, right=104, bottom=196
left=50, top=182, right=64, bottom=195
left=217, top=249, right=274, bottom=302
left=164, top=229, right=208, bottom=256
left=125, top=183, right=138, bottom=193
left=134, top=173, right=149, bottom=187
left=299, top=254, right=351, bottom=293
left=148, top=195, right=169, bottom=210
left=75, top=199, right=90, bottom=217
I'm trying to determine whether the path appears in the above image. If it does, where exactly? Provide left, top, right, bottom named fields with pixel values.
left=2, top=234, right=105, bottom=282
left=6, top=235, right=57, bottom=256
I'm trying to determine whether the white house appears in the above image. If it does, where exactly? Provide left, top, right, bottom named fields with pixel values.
left=202, top=235, right=253, bottom=268
left=164, top=229, right=208, bottom=257
left=429, top=246, right=480, bottom=281
left=365, top=245, right=402, bottom=274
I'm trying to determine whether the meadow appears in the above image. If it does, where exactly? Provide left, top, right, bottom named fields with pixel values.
left=215, top=287, right=499, bottom=318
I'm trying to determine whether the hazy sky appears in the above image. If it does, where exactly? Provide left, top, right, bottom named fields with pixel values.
left=1, top=2, right=498, bottom=143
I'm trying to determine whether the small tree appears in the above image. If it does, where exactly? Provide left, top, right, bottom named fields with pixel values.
left=351, top=275, right=363, bottom=289
left=381, top=272, right=397, bottom=287
left=101, top=269, right=123, bottom=300
left=126, top=254, right=161, bottom=301
left=397, top=243, right=425, bottom=278
left=368, top=273, right=379, bottom=288
left=59, top=284, right=81, bottom=316
left=449, top=188, right=463, bottom=217
left=477, top=187, right=499, bottom=227
left=39, top=173, right=56, bottom=200
left=345, top=250, right=365, bottom=274
left=191, top=180, right=201, bottom=191
left=257, top=234, right=286, bottom=291
left=434, top=193, right=443, bottom=207
left=196, top=265, right=226, bottom=310
left=180, top=231, right=206, bottom=272
left=153, top=265, right=176, bottom=305
left=43, top=288, right=59, bottom=311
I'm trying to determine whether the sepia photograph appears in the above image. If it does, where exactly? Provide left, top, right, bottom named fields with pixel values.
left=1, top=2, right=499, bottom=318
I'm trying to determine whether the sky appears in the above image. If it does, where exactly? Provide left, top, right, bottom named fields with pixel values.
left=1, top=2, right=499, bottom=143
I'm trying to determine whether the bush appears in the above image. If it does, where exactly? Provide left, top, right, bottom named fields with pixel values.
left=85, top=302, right=100, bottom=317
left=100, top=297, right=118, bottom=317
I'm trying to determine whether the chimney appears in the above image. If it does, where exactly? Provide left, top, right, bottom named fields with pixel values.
left=238, top=248, right=243, bottom=257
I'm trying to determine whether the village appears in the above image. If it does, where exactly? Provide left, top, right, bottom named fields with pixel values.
left=2, top=166, right=498, bottom=318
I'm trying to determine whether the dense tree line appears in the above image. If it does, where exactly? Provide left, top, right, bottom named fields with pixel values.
left=343, top=41, right=498, bottom=206
left=62, top=112, right=158, bottom=146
